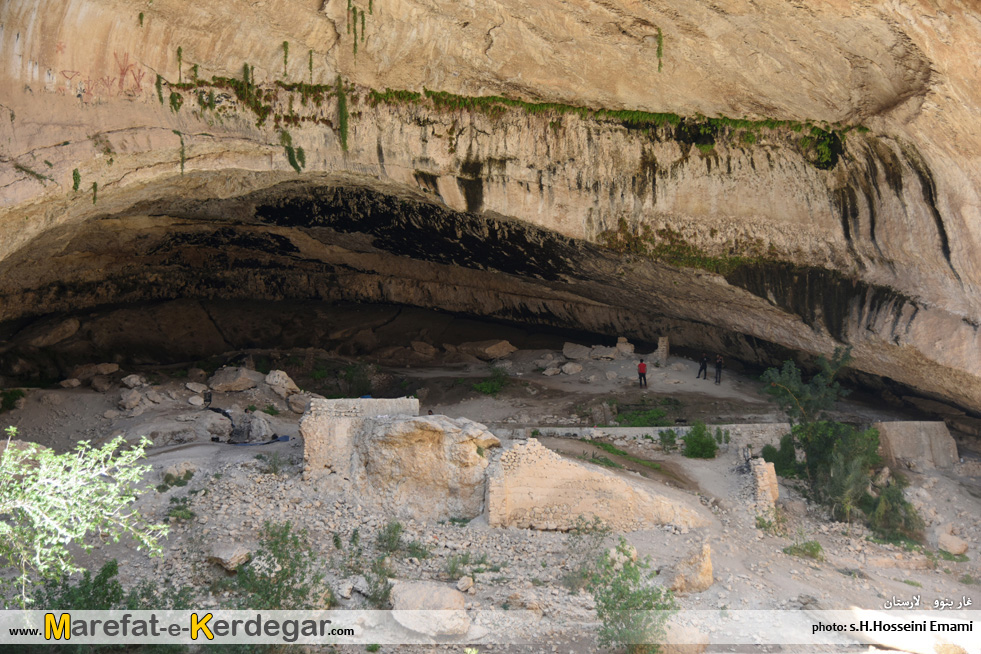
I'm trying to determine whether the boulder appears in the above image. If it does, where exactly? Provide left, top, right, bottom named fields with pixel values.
left=25, top=317, right=80, bottom=348
left=229, top=411, right=274, bottom=444
left=938, top=532, right=968, bottom=556
left=605, top=371, right=618, bottom=380
left=188, top=395, right=205, bottom=407
left=208, top=367, right=265, bottom=392
left=265, top=370, right=300, bottom=399
left=59, top=378, right=81, bottom=388
left=391, top=581, right=469, bottom=637
left=209, top=543, right=251, bottom=571
left=121, top=374, right=143, bottom=388
left=542, top=366, right=561, bottom=376
left=670, top=543, right=713, bottom=594
left=874, top=421, right=959, bottom=469
left=487, top=439, right=709, bottom=531
left=186, top=382, right=209, bottom=394
left=562, top=342, right=591, bottom=360
left=455, top=576, right=474, bottom=592
left=590, top=345, right=619, bottom=360
left=186, top=368, right=208, bottom=383
left=90, top=375, right=112, bottom=392
left=561, top=362, right=583, bottom=375
left=0, top=439, right=51, bottom=465
left=118, top=388, right=142, bottom=410
left=410, top=341, right=439, bottom=357
left=457, top=340, right=517, bottom=360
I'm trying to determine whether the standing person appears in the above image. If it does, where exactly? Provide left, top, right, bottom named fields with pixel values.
left=714, top=354, right=724, bottom=385
left=637, top=358, right=648, bottom=388
left=697, top=353, right=709, bottom=379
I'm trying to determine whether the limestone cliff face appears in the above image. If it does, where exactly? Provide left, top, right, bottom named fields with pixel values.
left=1, top=1, right=980, bottom=408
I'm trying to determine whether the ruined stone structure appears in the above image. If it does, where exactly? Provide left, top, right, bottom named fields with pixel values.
left=874, top=421, right=959, bottom=470
left=486, top=438, right=707, bottom=531
left=300, top=398, right=500, bottom=521
left=751, top=458, right=780, bottom=514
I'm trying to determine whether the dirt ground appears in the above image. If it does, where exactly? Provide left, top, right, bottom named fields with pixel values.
left=2, top=342, right=980, bottom=653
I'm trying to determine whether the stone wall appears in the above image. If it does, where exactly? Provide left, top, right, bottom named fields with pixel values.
left=874, top=421, right=959, bottom=470
left=300, top=397, right=419, bottom=478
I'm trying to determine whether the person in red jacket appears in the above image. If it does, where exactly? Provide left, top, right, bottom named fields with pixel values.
left=637, top=359, right=648, bottom=388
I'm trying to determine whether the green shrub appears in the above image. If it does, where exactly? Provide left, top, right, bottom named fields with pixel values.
left=868, top=484, right=924, bottom=543
left=166, top=496, right=194, bottom=521
left=0, top=429, right=166, bottom=608
left=472, top=367, right=509, bottom=396
left=682, top=422, right=717, bottom=458
left=227, top=521, right=330, bottom=609
left=658, top=429, right=677, bottom=452
left=762, top=433, right=800, bottom=477
left=262, top=404, right=279, bottom=416
left=590, top=537, right=677, bottom=653
left=783, top=539, right=824, bottom=561
left=363, top=556, right=393, bottom=608
left=376, top=521, right=403, bottom=553
left=405, top=541, right=430, bottom=559
left=617, top=408, right=671, bottom=427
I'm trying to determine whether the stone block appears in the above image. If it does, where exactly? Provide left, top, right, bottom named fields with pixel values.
left=874, top=421, right=958, bottom=469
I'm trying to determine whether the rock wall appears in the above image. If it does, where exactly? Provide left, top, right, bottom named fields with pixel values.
left=486, top=438, right=708, bottom=531
left=1, top=0, right=981, bottom=409
left=874, top=421, right=959, bottom=470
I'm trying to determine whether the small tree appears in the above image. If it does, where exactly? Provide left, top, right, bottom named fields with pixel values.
left=681, top=422, right=717, bottom=459
left=589, top=538, right=677, bottom=653
left=0, top=427, right=167, bottom=608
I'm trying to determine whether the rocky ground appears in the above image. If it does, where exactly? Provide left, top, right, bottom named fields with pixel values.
left=2, top=337, right=980, bottom=653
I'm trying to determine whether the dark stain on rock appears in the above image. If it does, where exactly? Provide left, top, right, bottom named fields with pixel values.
left=413, top=170, right=440, bottom=196
left=832, top=185, right=859, bottom=244
left=457, top=157, right=484, bottom=212
left=254, top=185, right=585, bottom=282
left=725, top=262, right=916, bottom=343
left=902, top=144, right=958, bottom=280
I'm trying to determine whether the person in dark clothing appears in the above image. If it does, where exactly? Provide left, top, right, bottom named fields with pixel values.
left=697, top=353, right=709, bottom=379
left=638, top=359, right=648, bottom=388
left=714, top=354, right=724, bottom=384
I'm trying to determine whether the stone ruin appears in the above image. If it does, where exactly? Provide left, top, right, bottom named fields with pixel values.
left=751, top=458, right=779, bottom=514
left=300, top=400, right=708, bottom=531
left=299, top=398, right=500, bottom=521
left=486, top=439, right=708, bottom=531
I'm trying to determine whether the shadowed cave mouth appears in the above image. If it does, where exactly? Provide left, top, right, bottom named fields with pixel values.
left=0, top=179, right=937, bottom=406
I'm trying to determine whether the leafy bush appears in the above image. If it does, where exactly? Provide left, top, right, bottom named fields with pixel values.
left=762, top=433, right=800, bottom=477
left=589, top=537, right=677, bottom=653
left=472, top=367, right=509, bottom=396
left=363, top=556, right=393, bottom=608
left=617, top=408, right=671, bottom=427
left=227, top=521, right=330, bottom=609
left=658, top=429, right=677, bottom=452
left=405, top=541, right=430, bottom=559
left=681, top=422, right=717, bottom=459
left=868, top=484, right=924, bottom=543
left=166, top=496, right=195, bottom=521
left=0, top=428, right=166, bottom=608
left=783, top=539, right=824, bottom=561
left=376, top=521, right=403, bottom=553
left=0, top=389, right=25, bottom=413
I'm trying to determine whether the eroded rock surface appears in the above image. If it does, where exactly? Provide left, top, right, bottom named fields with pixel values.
left=487, top=438, right=708, bottom=531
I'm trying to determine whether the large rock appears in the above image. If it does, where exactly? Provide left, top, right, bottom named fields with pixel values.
left=561, top=362, right=583, bottom=375
left=562, top=342, right=591, bottom=360
left=118, top=388, right=142, bottom=410
left=209, top=543, right=251, bottom=571
left=874, top=421, right=959, bottom=469
left=71, top=363, right=119, bottom=381
left=300, top=398, right=498, bottom=520
left=208, top=367, right=265, bottom=392
left=590, top=345, right=619, bottom=360
left=457, top=340, right=517, bottom=360
left=391, top=581, right=470, bottom=637
left=938, top=532, right=968, bottom=556
left=229, top=411, right=274, bottom=443
left=265, top=370, right=300, bottom=399
left=487, top=439, right=708, bottom=531
left=670, top=543, right=713, bottom=594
